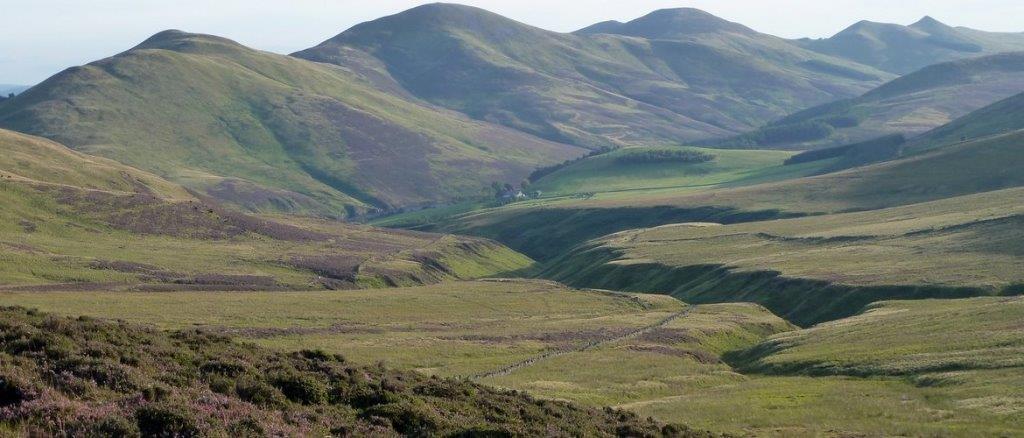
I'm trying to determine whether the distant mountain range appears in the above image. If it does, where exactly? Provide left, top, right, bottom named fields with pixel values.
left=295, top=4, right=890, bottom=148
left=796, top=16, right=1024, bottom=74
left=1, top=4, right=1023, bottom=215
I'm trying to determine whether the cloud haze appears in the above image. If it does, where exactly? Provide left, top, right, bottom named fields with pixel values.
left=2, top=0, right=1022, bottom=84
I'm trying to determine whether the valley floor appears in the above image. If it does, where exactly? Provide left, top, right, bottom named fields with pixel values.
left=4, top=280, right=1021, bottom=436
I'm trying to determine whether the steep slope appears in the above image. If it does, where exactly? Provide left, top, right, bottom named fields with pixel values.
left=0, top=30, right=583, bottom=216
left=295, top=4, right=890, bottom=148
left=0, top=128, right=533, bottom=290
left=797, top=16, right=1024, bottom=74
left=719, top=52, right=1024, bottom=149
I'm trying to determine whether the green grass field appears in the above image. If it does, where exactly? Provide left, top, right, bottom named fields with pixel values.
left=542, top=187, right=1024, bottom=325
left=4, top=281, right=1022, bottom=436
left=528, top=146, right=820, bottom=197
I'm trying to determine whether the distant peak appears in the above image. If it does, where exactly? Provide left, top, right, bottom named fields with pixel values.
left=132, top=30, right=244, bottom=53
left=575, top=20, right=625, bottom=35
left=589, top=7, right=756, bottom=39
left=911, top=15, right=945, bottom=27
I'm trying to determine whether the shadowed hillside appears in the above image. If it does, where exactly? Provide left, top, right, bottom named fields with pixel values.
left=797, top=16, right=1024, bottom=74
left=0, top=30, right=583, bottom=217
left=718, top=52, right=1024, bottom=149
left=296, top=4, right=890, bottom=148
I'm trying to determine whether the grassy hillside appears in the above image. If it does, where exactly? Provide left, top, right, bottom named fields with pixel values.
left=0, top=30, right=582, bottom=216
left=7, top=282, right=1022, bottom=436
left=734, top=296, right=1024, bottom=377
left=541, top=187, right=1024, bottom=325
left=441, top=110, right=1024, bottom=260
left=906, top=91, right=1024, bottom=153
left=719, top=52, right=1024, bottom=149
left=796, top=16, right=1024, bottom=74
left=0, top=128, right=532, bottom=290
left=295, top=4, right=890, bottom=148
left=0, top=306, right=697, bottom=437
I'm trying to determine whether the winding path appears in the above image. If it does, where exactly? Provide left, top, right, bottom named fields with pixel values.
left=468, top=305, right=694, bottom=380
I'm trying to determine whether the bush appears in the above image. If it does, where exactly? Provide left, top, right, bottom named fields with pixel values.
left=362, top=400, right=445, bottom=435
left=270, top=371, right=328, bottom=405
left=235, top=378, right=286, bottom=408
left=0, top=374, right=32, bottom=406
left=227, top=418, right=265, bottom=437
left=87, top=415, right=141, bottom=437
left=135, top=404, right=200, bottom=437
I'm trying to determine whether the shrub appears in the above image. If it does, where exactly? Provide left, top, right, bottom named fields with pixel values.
left=199, top=359, right=247, bottom=377
left=270, top=371, right=328, bottom=405
left=227, top=418, right=265, bottom=437
left=135, top=404, right=200, bottom=437
left=0, top=374, right=33, bottom=406
left=235, top=378, right=286, bottom=408
left=87, top=415, right=141, bottom=437
left=362, top=399, right=445, bottom=435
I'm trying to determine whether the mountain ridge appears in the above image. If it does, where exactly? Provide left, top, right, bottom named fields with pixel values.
left=295, top=3, right=891, bottom=148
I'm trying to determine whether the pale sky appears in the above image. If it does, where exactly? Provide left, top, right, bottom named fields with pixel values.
left=2, top=0, right=1023, bottom=85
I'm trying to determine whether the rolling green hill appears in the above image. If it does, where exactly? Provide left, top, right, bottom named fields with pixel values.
left=0, top=30, right=583, bottom=216
left=542, top=187, right=1024, bottom=325
left=439, top=94, right=1024, bottom=260
left=734, top=296, right=1024, bottom=378
left=295, top=4, right=891, bottom=148
left=796, top=16, right=1024, bottom=74
left=0, top=128, right=533, bottom=290
left=719, top=52, right=1024, bottom=149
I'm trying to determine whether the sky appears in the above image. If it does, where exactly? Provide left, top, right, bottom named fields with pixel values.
left=2, top=0, right=1023, bottom=85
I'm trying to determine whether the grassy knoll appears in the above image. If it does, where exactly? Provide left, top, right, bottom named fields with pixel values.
left=0, top=129, right=532, bottom=289
left=542, top=187, right=1024, bottom=325
left=0, top=307, right=696, bottom=437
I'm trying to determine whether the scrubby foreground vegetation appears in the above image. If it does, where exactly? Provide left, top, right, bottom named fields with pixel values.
left=0, top=306, right=705, bottom=437
left=5, top=282, right=1023, bottom=436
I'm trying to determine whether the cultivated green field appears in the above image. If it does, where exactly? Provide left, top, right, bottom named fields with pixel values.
left=4, top=282, right=1022, bottom=436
